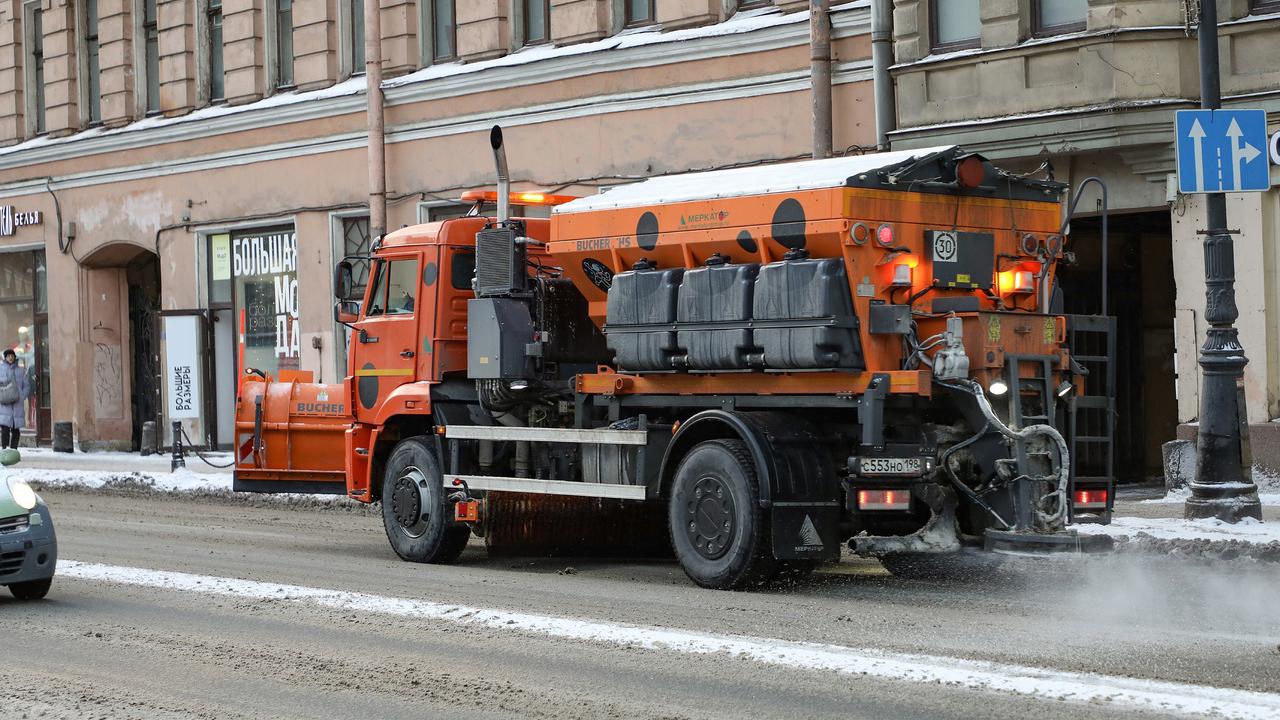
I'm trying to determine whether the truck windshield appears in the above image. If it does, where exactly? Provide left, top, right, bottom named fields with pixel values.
left=365, top=258, right=419, bottom=316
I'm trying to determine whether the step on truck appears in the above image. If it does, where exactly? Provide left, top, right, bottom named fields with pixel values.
left=234, top=127, right=1113, bottom=589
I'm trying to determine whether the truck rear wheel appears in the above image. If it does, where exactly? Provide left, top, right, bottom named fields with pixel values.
left=381, top=437, right=471, bottom=564
left=668, top=439, right=777, bottom=589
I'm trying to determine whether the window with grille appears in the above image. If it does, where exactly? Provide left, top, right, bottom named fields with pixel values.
left=342, top=216, right=372, bottom=296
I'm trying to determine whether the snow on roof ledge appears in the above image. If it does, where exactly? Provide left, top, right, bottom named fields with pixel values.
left=554, top=147, right=958, bottom=214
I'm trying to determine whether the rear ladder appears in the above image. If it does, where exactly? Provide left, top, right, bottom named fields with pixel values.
left=1064, top=315, right=1117, bottom=523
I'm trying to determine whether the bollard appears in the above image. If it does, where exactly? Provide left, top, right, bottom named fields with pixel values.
left=140, top=421, right=158, bottom=456
left=1163, top=439, right=1196, bottom=492
left=171, top=420, right=186, bottom=471
left=51, top=420, right=73, bottom=448
left=52, top=421, right=74, bottom=453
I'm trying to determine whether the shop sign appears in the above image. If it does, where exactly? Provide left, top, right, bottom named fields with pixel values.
left=164, top=315, right=203, bottom=420
left=1271, top=130, right=1280, bottom=166
left=0, top=206, right=42, bottom=236
left=233, top=230, right=299, bottom=360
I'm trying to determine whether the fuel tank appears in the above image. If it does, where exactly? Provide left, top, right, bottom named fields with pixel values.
left=234, top=378, right=350, bottom=493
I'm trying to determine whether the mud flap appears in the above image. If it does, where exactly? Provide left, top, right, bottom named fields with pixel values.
left=771, top=505, right=841, bottom=561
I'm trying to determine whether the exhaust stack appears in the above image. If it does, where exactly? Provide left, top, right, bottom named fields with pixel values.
left=473, top=125, right=527, bottom=298
left=491, top=126, right=510, bottom=226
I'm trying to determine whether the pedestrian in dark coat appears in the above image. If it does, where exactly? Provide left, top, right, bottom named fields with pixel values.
left=0, top=348, right=29, bottom=449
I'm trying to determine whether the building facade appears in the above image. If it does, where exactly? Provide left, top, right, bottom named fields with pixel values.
left=890, top=0, right=1280, bottom=478
left=0, top=0, right=877, bottom=450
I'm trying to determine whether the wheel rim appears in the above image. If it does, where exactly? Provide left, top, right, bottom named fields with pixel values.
left=685, top=473, right=736, bottom=560
left=390, top=467, right=431, bottom=539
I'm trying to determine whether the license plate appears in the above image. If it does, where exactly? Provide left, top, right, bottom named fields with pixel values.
left=859, top=457, right=923, bottom=476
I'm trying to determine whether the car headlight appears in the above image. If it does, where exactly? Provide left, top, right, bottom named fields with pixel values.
left=8, top=479, right=36, bottom=510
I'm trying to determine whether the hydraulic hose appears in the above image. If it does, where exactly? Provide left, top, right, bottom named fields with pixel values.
left=939, top=379, right=1071, bottom=531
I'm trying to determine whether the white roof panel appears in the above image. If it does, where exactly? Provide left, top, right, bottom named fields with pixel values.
left=555, top=146, right=957, bottom=214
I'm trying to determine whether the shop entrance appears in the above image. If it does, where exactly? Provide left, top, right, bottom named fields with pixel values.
left=1059, top=210, right=1176, bottom=483
left=206, top=225, right=299, bottom=449
left=0, top=250, right=48, bottom=444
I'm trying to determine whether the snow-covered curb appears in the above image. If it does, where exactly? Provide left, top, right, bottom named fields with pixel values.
left=1073, top=517, right=1280, bottom=562
left=1142, top=487, right=1280, bottom=507
left=8, top=467, right=232, bottom=493
left=9, top=468, right=369, bottom=512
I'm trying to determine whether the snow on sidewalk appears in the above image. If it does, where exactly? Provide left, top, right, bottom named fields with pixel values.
left=14, top=446, right=233, bottom=474
left=1074, top=515, right=1280, bottom=545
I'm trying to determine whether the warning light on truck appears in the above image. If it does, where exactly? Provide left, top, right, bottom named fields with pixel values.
left=876, top=224, right=895, bottom=247
left=998, top=269, right=1035, bottom=295
left=459, top=190, right=581, bottom=206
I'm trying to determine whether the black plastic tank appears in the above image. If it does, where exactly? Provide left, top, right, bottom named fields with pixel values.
left=753, top=252, right=864, bottom=370
left=605, top=261, right=684, bottom=372
left=676, top=254, right=758, bottom=370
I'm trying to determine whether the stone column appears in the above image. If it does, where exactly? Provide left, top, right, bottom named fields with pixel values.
left=381, top=0, right=415, bottom=76
left=292, top=0, right=336, bottom=90
left=223, top=0, right=263, bottom=104
left=97, top=0, right=132, bottom=126
left=655, top=0, right=718, bottom=31
left=39, top=0, right=78, bottom=134
left=550, top=0, right=608, bottom=45
left=156, top=0, right=195, bottom=114
left=0, top=0, right=25, bottom=144
left=457, top=0, right=505, bottom=62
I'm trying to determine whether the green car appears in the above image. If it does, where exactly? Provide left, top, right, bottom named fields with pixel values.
left=1, top=474, right=56, bottom=600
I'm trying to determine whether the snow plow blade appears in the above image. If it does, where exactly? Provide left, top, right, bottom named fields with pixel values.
left=983, top=529, right=1114, bottom=555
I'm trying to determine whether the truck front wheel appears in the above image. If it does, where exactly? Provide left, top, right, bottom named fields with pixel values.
left=668, top=439, right=777, bottom=589
left=381, top=437, right=471, bottom=564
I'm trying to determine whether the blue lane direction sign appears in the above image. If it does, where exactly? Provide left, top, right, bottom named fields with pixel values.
left=1175, top=109, right=1271, bottom=194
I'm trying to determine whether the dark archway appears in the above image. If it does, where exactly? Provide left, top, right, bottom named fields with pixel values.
left=126, top=254, right=161, bottom=451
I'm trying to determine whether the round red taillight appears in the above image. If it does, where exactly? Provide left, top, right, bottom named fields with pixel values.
left=956, top=156, right=985, bottom=189
left=876, top=224, right=894, bottom=247
left=851, top=222, right=870, bottom=245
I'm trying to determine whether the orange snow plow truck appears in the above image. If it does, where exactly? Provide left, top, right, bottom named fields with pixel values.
left=235, top=127, right=1113, bottom=588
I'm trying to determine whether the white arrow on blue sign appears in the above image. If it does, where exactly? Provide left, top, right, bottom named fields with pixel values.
left=1176, top=109, right=1271, bottom=194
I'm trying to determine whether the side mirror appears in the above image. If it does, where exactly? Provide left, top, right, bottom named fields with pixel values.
left=334, top=260, right=356, bottom=300
left=334, top=300, right=359, bottom=325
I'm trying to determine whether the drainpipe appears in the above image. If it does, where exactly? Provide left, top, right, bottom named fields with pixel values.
left=810, top=0, right=832, bottom=159
left=365, top=0, right=386, bottom=241
left=871, top=0, right=896, bottom=150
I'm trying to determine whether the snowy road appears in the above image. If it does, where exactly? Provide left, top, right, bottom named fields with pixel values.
left=4, top=487, right=1279, bottom=719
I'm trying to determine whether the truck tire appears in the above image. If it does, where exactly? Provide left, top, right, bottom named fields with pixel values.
left=8, top=577, right=52, bottom=600
left=668, top=439, right=777, bottom=589
left=381, top=437, right=471, bottom=564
